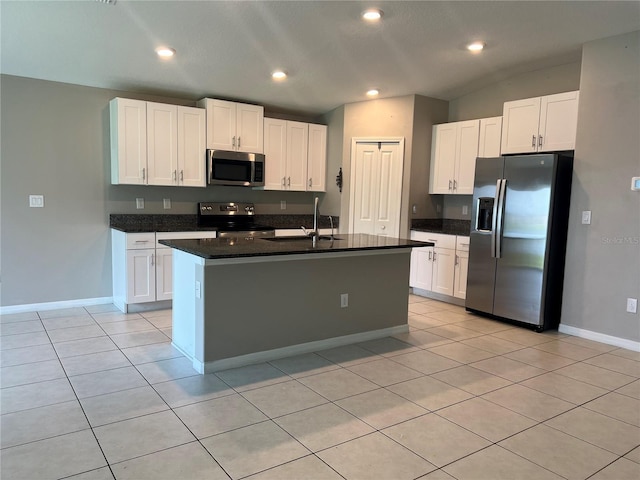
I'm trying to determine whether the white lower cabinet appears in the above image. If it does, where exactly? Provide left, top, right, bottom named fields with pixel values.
left=112, top=230, right=216, bottom=312
left=410, top=231, right=469, bottom=300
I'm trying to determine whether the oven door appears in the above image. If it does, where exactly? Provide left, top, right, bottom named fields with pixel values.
left=207, top=150, right=265, bottom=187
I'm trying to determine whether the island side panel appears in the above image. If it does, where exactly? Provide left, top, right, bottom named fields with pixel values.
left=201, top=250, right=411, bottom=363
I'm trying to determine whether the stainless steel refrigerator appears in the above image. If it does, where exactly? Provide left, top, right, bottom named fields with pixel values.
left=466, top=154, right=573, bottom=331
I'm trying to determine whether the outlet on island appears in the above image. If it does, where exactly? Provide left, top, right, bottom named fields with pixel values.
left=340, top=293, right=349, bottom=308
left=280, top=200, right=286, bottom=210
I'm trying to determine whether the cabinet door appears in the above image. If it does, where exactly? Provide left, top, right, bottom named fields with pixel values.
left=263, top=118, right=287, bottom=190
left=236, top=103, right=264, bottom=153
left=155, top=248, right=173, bottom=301
left=454, top=250, right=469, bottom=299
left=538, top=91, right=579, bottom=152
left=410, top=247, right=434, bottom=291
left=454, top=120, right=480, bottom=194
left=430, top=123, right=457, bottom=194
left=307, top=124, right=327, bottom=192
left=177, top=106, right=206, bottom=187
left=285, top=121, right=308, bottom=191
left=478, top=116, right=503, bottom=157
left=432, top=247, right=455, bottom=296
left=110, top=98, right=147, bottom=185
left=147, top=102, right=178, bottom=186
left=126, top=248, right=155, bottom=304
left=501, top=97, right=541, bottom=154
left=207, top=99, right=236, bottom=150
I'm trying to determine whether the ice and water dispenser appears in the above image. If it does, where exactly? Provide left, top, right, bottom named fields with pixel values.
left=476, top=197, right=494, bottom=232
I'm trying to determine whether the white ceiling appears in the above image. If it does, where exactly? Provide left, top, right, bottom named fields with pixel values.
left=2, top=1, right=639, bottom=116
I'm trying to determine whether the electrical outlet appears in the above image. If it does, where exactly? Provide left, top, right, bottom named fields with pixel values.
left=340, top=293, right=349, bottom=308
left=581, top=211, right=591, bottom=225
left=163, top=198, right=171, bottom=209
left=29, top=195, right=44, bottom=208
left=462, top=205, right=469, bottom=215
left=280, top=200, right=286, bottom=210
left=627, top=298, right=637, bottom=314
left=136, top=198, right=144, bottom=209
left=412, top=204, right=417, bottom=214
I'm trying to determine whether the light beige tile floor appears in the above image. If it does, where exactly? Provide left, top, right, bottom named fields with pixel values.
left=1, top=295, right=639, bottom=479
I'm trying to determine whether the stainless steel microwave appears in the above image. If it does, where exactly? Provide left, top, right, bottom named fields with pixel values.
left=206, top=149, right=265, bottom=187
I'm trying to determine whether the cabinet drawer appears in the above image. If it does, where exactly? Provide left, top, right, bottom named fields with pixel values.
left=456, top=236, right=470, bottom=252
left=410, top=231, right=456, bottom=249
left=126, top=233, right=156, bottom=250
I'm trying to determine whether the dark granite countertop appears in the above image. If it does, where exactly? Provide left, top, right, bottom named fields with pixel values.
left=411, top=218, right=471, bottom=236
left=159, top=234, right=431, bottom=260
left=110, top=214, right=338, bottom=233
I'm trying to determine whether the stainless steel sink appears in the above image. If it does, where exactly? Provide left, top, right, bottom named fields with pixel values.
left=264, top=235, right=342, bottom=242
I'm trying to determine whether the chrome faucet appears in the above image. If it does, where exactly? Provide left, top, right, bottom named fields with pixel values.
left=301, top=196, right=320, bottom=247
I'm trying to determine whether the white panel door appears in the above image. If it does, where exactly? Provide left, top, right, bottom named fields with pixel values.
left=177, top=106, right=206, bottom=187
left=454, top=120, right=480, bottom=194
left=111, top=98, right=147, bottom=185
left=286, top=121, right=308, bottom=191
left=208, top=99, right=236, bottom=150
left=155, top=248, right=173, bottom=301
left=263, top=118, right=287, bottom=190
left=236, top=103, right=264, bottom=153
left=538, top=91, right=579, bottom=152
left=147, top=102, right=177, bottom=186
left=501, top=97, right=541, bottom=154
left=307, top=124, right=327, bottom=192
left=350, top=140, right=403, bottom=237
left=479, top=116, right=503, bottom=157
left=126, top=249, right=155, bottom=304
left=430, top=123, right=457, bottom=194
left=431, top=247, right=455, bottom=296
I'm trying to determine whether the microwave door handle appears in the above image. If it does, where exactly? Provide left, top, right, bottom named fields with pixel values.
left=207, top=151, right=213, bottom=184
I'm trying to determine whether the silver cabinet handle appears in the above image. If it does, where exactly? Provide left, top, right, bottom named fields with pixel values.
left=173, top=170, right=177, bottom=182
left=449, top=180, right=452, bottom=191
left=238, top=137, right=241, bottom=148
left=453, top=179, right=457, bottom=191
left=532, top=135, right=536, bottom=147
left=142, top=167, right=146, bottom=181
left=308, top=178, right=312, bottom=188
left=455, top=254, right=459, bottom=266
left=433, top=252, right=437, bottom=261
left=538, top=135, right=543, bottom=147
left=288, top=177, right=291, bottom=186
left=134, top=240, right=149, bottom=244
left=180, top=170, right=184, bottom=182
left=282, top=177, right=286, bottom=187
left=150, top=253, right=155, bottom=266
left=232, top=136, right=236, bottom=148
left=428, top=251, right=432, bottom=260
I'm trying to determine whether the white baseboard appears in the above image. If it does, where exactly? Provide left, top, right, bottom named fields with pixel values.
left=559, top=324, right=640, bottom=352
left=0, top=297, right=114, bottom=315
left=180, top=324, right=410, bottom=374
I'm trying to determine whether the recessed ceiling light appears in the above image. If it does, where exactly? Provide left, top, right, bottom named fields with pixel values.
left=366, top=89, right=380, bottom=97
left=467, top=42, right=485, bottom=52
left=362, top=8, right=383, bottom=21
left=155, top=47, right=176, bottom=58
left=272, top=70, right=287, bottom=80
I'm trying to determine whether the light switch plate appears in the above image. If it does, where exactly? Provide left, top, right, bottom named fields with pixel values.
left=581, top=211, right=591, bottom=225
left=29, top=195, right=44, bottom=208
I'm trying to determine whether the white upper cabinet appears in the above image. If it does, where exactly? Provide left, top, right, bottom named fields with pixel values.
left=262, top=118, right=327, bottom=192
left=110, top=98, right=147, bottom=185
left=307, top=124, right=327, bottom=192
left=430, top=119, right=480, bottom=195
left=110, top=98, right=205, bottom=187
left=177, top=106, right=206, bottom=187
left=199, top=98, right=264, bottom=153
left=146, top=102, right=178, bottom=186
left=501, top=91, right=579, bottom=154
left=478, top=116, right=503, bottom=157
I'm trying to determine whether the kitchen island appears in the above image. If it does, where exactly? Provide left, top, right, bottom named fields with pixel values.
left=160, top=234, right=427, bottom=373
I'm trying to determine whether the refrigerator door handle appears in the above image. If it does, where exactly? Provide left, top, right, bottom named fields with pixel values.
left=491, top=179, right=502, bottom=258
left=495, top=179, right=507, bottom=258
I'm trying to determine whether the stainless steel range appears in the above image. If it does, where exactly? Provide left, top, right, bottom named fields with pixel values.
left=197, top=202, right=275, bottom=238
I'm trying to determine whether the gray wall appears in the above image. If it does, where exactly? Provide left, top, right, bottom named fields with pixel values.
left=560, top=31, right=640, bottom=342
left=0, top=75, right=329, bottom=307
